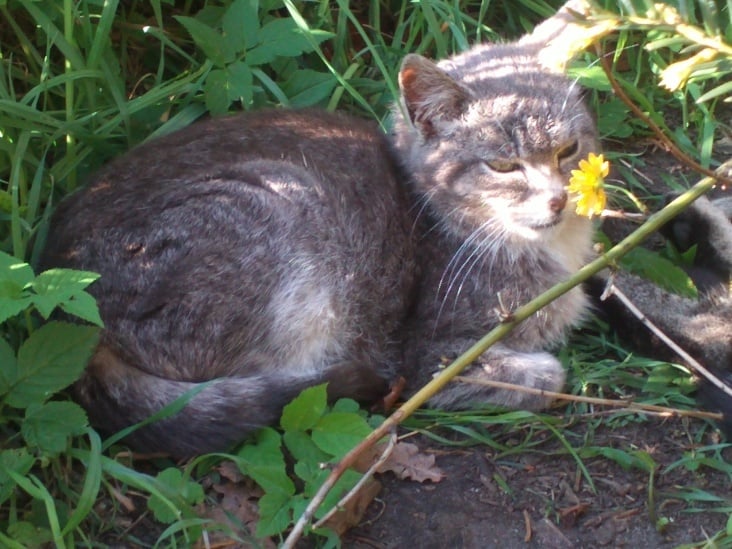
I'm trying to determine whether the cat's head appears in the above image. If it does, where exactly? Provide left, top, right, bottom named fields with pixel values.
left=391, top=4, right=599, bottom=250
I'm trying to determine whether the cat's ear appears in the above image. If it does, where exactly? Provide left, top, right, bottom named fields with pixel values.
left=520, top=0, right=618, bottom=73
left=398, top=53, right=471, bottom=137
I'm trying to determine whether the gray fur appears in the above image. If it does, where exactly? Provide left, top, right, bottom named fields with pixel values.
left=600, top=194, right=732, bottom=429
left=41, top=19, right=600, bottom=456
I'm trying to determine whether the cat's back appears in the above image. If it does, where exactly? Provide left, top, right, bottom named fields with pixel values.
left=41, top=108, right=417, bottom=398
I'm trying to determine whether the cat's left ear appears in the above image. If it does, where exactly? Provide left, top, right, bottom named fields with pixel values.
left=520, top=0, right=618, bottom=73
left=398, top=53, right=472, bottom=138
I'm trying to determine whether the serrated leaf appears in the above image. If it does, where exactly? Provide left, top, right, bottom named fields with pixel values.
left=59, top=291, right=103, bottom=326
left=21, top=401, right=88, bottom=457
left=0, top=337, right=17, bottom=395
left=148, top=468, right=205, bottom=524
left=31, top=268, right=102, bottom=325
left=0, top=448, right=35, bottom=505
left=280, top=383, right=327, bottom=432
left=246, top=19, right=331, bottom=66
left=175, top=15, right=231, bottom=67
left=620, top=247, right=698, bottom=298
left=281, top=69, right=336, bottom=107
left=255, top=490, right=293, bottom=537
left=312, top=412, right=372, bottom=458
left=205, top=69, right=231, bottom=115
left=8, top=322, right=99, bottom=408
left=222, top=0, right=259, bottom=53
left=237, top=427, right=294, bottom=497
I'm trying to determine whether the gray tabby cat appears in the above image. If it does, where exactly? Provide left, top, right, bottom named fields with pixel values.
left=40, top=6, right=598, bottom=456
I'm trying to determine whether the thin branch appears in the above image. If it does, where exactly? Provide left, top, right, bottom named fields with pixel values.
left=601, top=281, right=732, bottom=399
left=595, top=43, right=732, bottom=188
left=311, top=430, right=397, bottom=531
left=452, top=376, right=723, bottom=421
left=282, top=172, right=719, bottom=548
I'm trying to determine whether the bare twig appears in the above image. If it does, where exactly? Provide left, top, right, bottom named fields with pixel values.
left=601, top=281, right=732, bottom=400
left=452, top=376, right=723, bottom=421
left=311, top=430, right=397, bottom=531
left=595, top=43, right=732, bottom=188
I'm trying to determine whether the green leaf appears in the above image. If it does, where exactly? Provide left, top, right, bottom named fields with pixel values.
left=222, top=0, right=259, bottom=53
left=311, top=412, right=372, bottom=458
left=581, top=447, right=656, bottom=472
left=0, top=251, right=34, bottom=287
left=237, top=427, right=294, bottom=497
left=225, top=61, right=254, bottom=106
left=331, top=398, right=360, bottom=413
left=0, top=251, right=34, bottom=322
left=8, top=322, right=99, bottom=408
left=31, top=268, right=102, bottom=325
left=255, top=490, right=293, bottom=537
left=284, top=430, right=329, bottom=467
left=21, top=401, right=88, bottom=457
left=567, top=65, right=612, bottom=92
left=175, top=16, right=231, bottom=67
left=147, top=468, right=205, bottom=524
left=280, top=383, right=327, bottom=432
left=0, top=448, right=35, bottom=505
left=246, top=19, right=330, bottom=66
left=281, top=69, right=336, bottom=107
left=204, top=69, right=231, bottom=115
left=5, top=522, right=52, bottom=547
left=0, top=336, right=17, bottom=396
left=620, top=247, right=698, bottom=298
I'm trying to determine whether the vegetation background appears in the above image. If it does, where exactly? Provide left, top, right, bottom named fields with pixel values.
left=0, top=0, right=730, bottom=546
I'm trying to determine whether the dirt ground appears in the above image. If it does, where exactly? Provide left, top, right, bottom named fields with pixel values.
left=345, top=418, right=730, bottom=548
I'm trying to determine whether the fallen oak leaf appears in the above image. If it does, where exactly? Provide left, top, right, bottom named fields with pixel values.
left=375, top=441, right=445, bottom=483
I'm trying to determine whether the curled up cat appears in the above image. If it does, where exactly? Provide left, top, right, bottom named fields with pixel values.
left=40, top=6, right=599, bottom=457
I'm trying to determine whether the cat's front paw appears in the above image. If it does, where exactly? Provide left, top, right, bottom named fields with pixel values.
left=429, top=345, right=565, bottom=411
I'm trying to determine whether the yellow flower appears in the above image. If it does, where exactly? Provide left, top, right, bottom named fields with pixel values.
left=567, top=152, right=608, bottom=218
left=659, top=48, right=718, bottom=92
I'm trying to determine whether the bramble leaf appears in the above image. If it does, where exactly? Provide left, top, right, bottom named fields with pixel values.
left=21, top=401, right=88, bottom=457
left=8, top=322, right=99, bottom=408
left=280, top=383, right=327, bottom=432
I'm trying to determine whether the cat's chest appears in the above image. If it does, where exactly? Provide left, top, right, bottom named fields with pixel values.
left=416, top=237, right=587, bottom=344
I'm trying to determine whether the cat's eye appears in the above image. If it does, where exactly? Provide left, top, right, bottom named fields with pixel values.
left=485, top=159, right=521, bottom=173
left=556, top=141, right=579, bottom=162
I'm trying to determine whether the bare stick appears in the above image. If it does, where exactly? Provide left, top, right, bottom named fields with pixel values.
left=601, top=281, right=732, bottom=399
left=452, top=376, right=723, bottom=421
left=310, top=430, right=397, bottom=531
left=595, top=43, right=732, bottom=188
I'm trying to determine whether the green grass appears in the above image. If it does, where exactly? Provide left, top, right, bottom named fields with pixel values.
left=0, top=0, right=730, bottom=546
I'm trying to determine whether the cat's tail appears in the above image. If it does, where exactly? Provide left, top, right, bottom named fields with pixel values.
left=76, top=346, right=319, bottom=457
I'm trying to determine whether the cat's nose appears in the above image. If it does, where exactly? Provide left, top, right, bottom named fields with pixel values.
left=549, top=191, right=568, bottom=213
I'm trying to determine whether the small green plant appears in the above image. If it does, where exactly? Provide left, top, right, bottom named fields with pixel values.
left=0, top=250, right=101, bottom=547
left=233, top=383, right=377, bottom=543
left=175, top=0, right=335, bottom=114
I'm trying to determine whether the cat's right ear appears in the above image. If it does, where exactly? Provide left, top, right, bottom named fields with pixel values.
left=398, top=54, right=471, bottom=138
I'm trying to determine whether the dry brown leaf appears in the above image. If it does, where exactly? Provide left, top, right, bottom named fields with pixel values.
left=376, top=441, right=445, bottom=483
left=321, top=477, right=382, bottom=535
left=195, top=479, right=275, bottom=548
